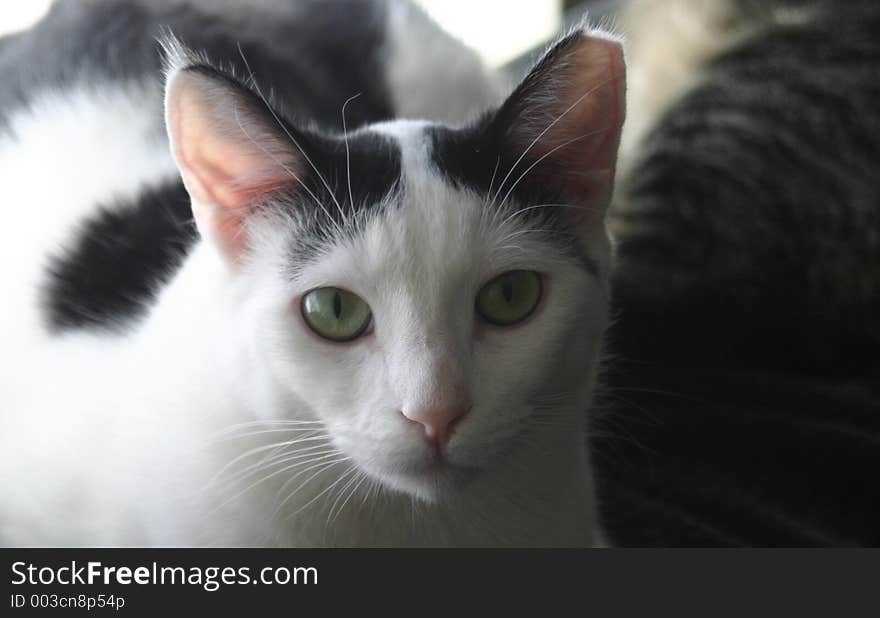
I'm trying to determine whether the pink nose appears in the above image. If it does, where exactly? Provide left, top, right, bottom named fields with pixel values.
left=401, top=405, right=469, bottom=446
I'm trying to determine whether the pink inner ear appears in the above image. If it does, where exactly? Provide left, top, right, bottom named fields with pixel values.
left=166, top=70, right=300, bottom=257
left=511, top=33, right=627, bottom=218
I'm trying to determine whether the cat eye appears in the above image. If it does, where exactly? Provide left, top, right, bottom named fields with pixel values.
left=301, top=287, right=372, bottom=342
left=476, top=270, right=542, bottom=326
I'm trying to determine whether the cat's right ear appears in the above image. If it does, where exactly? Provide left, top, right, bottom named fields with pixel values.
left=163, top=39, right=305, bottom=260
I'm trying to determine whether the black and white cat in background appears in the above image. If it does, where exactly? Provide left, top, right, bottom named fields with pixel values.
left=0, top=0, right=624, bottom=546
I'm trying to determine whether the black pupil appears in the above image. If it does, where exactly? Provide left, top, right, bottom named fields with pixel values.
left=333, top=291, right=342, bottom=319
left=501, top=276, right=514, bottom=304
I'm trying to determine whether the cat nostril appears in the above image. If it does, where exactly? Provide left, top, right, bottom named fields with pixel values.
left=400, top=407, right=469, bottom=447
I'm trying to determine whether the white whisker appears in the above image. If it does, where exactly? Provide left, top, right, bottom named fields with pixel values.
left=231, top=102, right=344, bottom=239
left=292, top=464, right=359, bottom=517
left=236, top=43, right=347, bottom=231
left=210, top=435, right=331, bottom=484
left=496, top=202, right=577, bottom=231
left=336, top=472, right=369, bottom=524
left=326, top=469, right=365, bottom=524
left=217, top=443, right=337, bottom=487
left=210, top=427, right=326, bottom=443
left=216, top=449, right=342, bottom=509
left=341, top=92, right=362, bottom=211
left=497, top=125, right=613, bottom=210
left=216, top=420, right=325, bottom=433
left=274, top=458, right=352, bottom=518
left=490, top=74, right=620, bottom=210
left=484, top=155, right=502, bottom=208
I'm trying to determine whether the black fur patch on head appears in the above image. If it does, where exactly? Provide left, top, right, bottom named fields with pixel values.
left=428, top=121, right=598, bottom=275
left=279, top=127, right=403, bottom=263
left=428, top=116, right=568, bottom=218
left=428, top=117, right=500, bottom=198
left=429, top=29, right=611, bottom=213
left=43, top=182, right=196, bottom=332
left=427, top=30, right=612, bottom=271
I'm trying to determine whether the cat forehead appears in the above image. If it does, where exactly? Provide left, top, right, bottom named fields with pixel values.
left=287, top=121, right=486, bottom=275
left=273, top=119, right=595, bottom=279
left=277, top=120, right=590, bottom=291
left=323, top=118, right=517, bottom=227
left=355, top=123, right=502, bottom=276
left=333, top=121, right=515, bottom=254
left=303, top=118, right=516, bottom=225
left=288, top=119, right=460, bottom=224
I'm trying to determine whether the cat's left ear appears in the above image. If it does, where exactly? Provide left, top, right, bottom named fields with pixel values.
left=491, top=27, right=626, bottom=220
left=163, top=41, right=306, bottom=259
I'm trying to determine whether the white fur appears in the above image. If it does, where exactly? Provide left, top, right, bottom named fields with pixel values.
left=0, top=99, right=607, bottom=546
left=1, top=31, right=614, bottom=548
left=0, top=81, right=178, bottom=349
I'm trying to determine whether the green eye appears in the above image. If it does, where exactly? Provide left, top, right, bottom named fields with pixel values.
left=301, top=287, right=372, bottom=342
left=476, top=270, right=542, bottom=326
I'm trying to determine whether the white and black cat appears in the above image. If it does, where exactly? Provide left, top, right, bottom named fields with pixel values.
left=0, top=0, right=624, bottom=546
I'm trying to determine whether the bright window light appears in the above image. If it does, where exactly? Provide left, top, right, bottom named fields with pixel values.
left=0, top=1, right=561, bottom=65
left=415, top=0, right=562, bottom=66
left=0, top=1, right=51, bottom=37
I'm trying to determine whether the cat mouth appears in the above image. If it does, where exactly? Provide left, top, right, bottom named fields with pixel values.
left=386, top=454, right=480, bottom=499
left=342, top=436, right=481, bottom=500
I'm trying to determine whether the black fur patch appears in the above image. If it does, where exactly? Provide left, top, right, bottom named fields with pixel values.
left=428, top=118, right=500, bottom=199
left=43, top=182, right=196, bottom=332
left=429, top=31, right=593, bottom=211
left=428, top=113, right=569, bottom=218
left=429, top=120, right=599, bottom=274
left=295, top=128, right=403, bottom=224
left=428, top=31, right=607, bottom=274
left=273, top=127, right=404, bottom=269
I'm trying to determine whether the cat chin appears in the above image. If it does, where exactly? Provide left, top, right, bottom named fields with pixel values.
left=360, top=458, right=480, bottom=504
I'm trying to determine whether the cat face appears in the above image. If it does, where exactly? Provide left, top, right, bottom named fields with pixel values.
left=236, top=125, right=611, bottom=500
left=163, top=29, right=625, bottom=501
